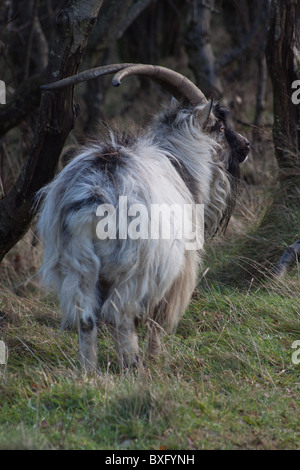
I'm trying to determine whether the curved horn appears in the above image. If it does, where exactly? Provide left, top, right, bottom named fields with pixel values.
left=40, top=63, right=137, bottom=90
left=112, top=64, right=207, bottom=106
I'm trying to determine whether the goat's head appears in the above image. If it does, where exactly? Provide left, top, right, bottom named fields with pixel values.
left=203, top=102, right=250, bottom=176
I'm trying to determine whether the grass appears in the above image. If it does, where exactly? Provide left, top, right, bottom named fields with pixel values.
left=0, top=260, right=299, bottom=449
left=0, top=105, right=299, bottom=448
left=1, top=25, right=299, bottom=449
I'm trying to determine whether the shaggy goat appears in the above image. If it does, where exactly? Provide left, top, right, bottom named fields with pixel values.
left=38, top=64, right=250, bottom=372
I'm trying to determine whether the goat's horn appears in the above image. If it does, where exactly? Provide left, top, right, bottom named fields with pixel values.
left=40, top=63, right=137, bottom=90
left=112, top=65, right=208, bottom=106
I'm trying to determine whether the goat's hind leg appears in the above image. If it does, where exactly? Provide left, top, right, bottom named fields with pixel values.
left=109, top=317, right=140, bottom=370
left=147, top=253, right=198, bottom=359
left=101, top=286, right=140, bottom=369
left=147, top=318, right=164, bottom=357
left=78, top=313, right=98, bottom=373
left=60, top=272, right=100, bottom=374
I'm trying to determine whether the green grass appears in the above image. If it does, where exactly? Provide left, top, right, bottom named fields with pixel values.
left=0, top=270, right=299, bottom=450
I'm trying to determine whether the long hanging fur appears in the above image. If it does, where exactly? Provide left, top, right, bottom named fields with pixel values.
left=37, top=99, right=250, bottom=372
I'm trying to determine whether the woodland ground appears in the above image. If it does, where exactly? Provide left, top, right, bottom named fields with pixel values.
left=0, top=255, right=299, bottom=450
left=0, top=178, right=299, bottom=450
left=0, top=71, right=299, bottom=450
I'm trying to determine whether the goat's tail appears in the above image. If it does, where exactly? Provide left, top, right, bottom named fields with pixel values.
left=37, top=186, right=101, bottom=330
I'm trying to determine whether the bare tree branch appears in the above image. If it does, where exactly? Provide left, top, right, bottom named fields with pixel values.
left=0, top=74, right=43, bottom=137
left=117, top=0, right=157, bottom=40
left=217, top=11, right=266, bottom=70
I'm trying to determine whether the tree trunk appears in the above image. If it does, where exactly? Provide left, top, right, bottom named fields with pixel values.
left=0, top=0, right=104, bottom=263
left=266, top=0, right=300, bottom=173
left=248, top=0, right=300, bottom=271
left=211, top=0, right=300, bottom=283
left=263, top=0, right=300, bottom=274
left=83, top=0, right=156, bottom=130
left=185, top=0, right=223, bottom=98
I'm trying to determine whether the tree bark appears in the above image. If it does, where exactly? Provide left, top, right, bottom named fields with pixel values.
left=0, top=0, right=104, bottom=263
left=266, top=0, right=300, bottom=172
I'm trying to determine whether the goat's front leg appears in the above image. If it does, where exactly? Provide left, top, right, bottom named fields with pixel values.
left=78, top=315, right=98, bottom=373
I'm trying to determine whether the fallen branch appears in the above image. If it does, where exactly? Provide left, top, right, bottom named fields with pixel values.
left=273, top=239, right=300, bottom=278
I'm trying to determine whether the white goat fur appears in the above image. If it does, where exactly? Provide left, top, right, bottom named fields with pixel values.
left=37, top=100, right=235, bottom=371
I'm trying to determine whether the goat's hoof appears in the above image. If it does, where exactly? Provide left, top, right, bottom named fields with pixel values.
left=122, top=354, right=140, bottom=370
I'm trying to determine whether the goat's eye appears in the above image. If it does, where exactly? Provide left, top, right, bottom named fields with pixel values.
left=219, top=125, right=225, bottom=133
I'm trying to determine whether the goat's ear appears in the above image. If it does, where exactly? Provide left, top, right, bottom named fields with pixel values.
left=170, top=96, right=179, bottom=107
left=195, top=100, right=214, bottom=129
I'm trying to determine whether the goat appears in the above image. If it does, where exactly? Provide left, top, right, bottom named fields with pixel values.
left=38, top=64, right=250, bottom=372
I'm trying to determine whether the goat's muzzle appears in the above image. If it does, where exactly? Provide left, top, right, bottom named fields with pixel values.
left=236, top=133, right=251, bottom=163
left=239, top=134, right=251, bottom=163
